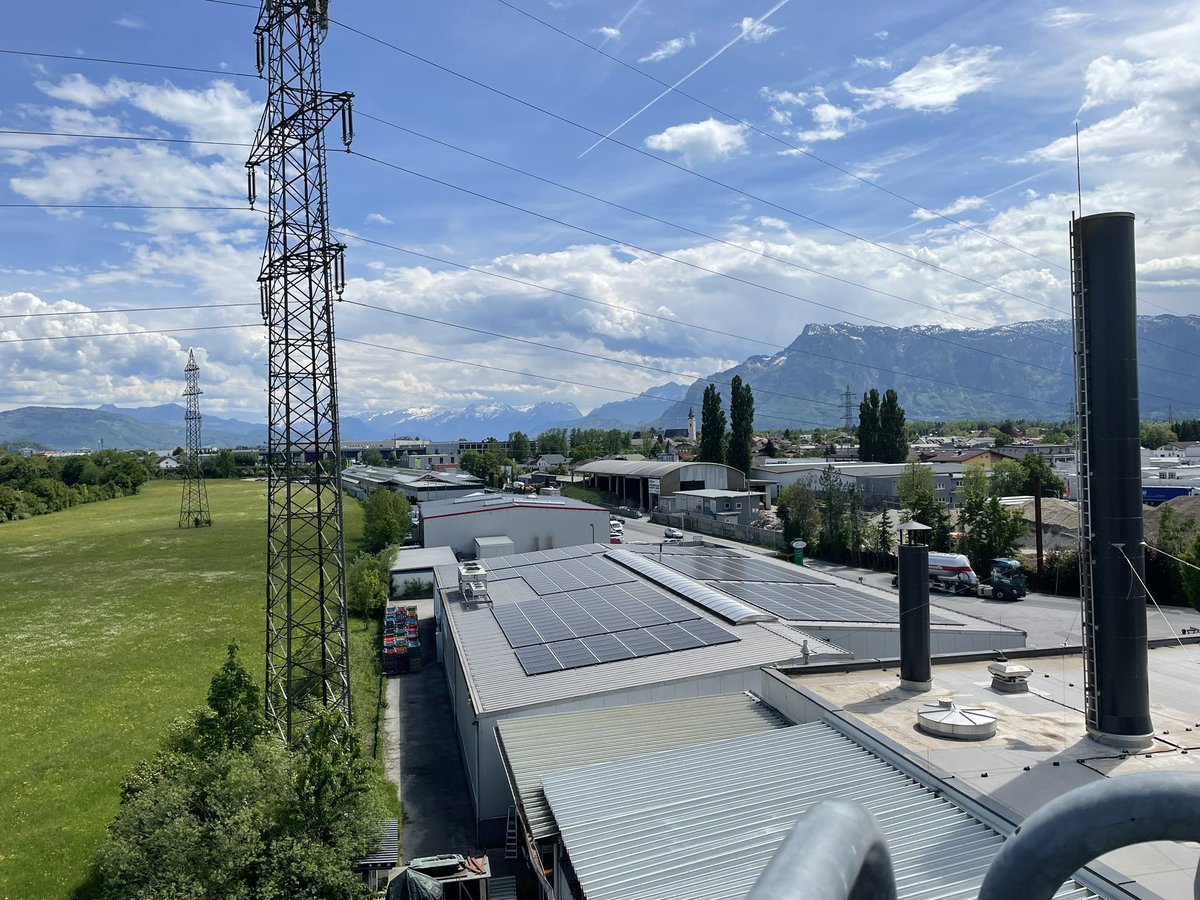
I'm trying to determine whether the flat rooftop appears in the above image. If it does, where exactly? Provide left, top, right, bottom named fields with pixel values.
left=789, top=644, right=1200, bottom=899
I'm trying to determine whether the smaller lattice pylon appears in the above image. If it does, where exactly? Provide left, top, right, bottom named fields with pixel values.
left=179, top=349, right=213, bottom=528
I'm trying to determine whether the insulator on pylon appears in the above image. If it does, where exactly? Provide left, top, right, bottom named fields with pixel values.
left=341, top=102, right=354, bottom=150
left=247, top=167, right=257, bottom=208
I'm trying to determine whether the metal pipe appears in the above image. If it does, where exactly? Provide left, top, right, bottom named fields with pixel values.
left=979, top=772, right=1200, bottom=900
left=897, top=541, right=931, bottom=691
left=748, top=800, right=897, bottom=900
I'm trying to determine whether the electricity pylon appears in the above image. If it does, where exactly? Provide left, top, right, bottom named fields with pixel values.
left=179, top=349, right=213, bottom=528
left=247, top=0, right=354, bottom=743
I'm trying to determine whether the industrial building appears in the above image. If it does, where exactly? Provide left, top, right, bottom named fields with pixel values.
left=419, top=493, right=610, bottom=559
left=573, top=459, right=748, bottom=512
left=429, top=540, right=1032, bottom=847
left=753, top=459, right=967, bottom=508
left=341, top=463, right=483, bottom=502
left=656, top=487, right=767, bottom=525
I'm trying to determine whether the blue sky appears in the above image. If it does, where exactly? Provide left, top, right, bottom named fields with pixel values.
left=1, top=0, right=1197, bottom=420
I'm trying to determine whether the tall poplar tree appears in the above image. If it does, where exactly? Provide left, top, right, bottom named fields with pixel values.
left=858, top=388, right=881, bottom=462
left=728, top=376, right=755, bottom=476
left=698, top=384, right=726, bottom=463
left=878, top=389, right=908, bottom=463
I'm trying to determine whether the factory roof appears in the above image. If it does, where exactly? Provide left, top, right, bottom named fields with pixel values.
left=790, top=644, right=1200, bottom=898
left=434, top=544, right=847, bottom=715
left=420, top=492, right=603, bottom=519
left=574, top=459, right=739, bottom=478
left=495, top=693, right=789, bottom=841
left=540, top=722, right=1098, bottom=900
left=389, top=546, right=458, bottom=573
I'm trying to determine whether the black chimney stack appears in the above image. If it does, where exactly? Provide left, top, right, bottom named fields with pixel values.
left=1071, top=211, right=1153, bottom=748
left=896, top=521, right=932, bottom=692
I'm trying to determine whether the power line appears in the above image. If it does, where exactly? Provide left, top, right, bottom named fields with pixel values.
left=0, top=128, right=249, bottom=148
left=0, top=203, right=255, bottom=212
left=0, top=323, right=258, bottom=344
left=357, top=110, right=1069, bottom=343
left=349, top=147, right=1072, bottom=378
left=325, top=15, right=1069, bottom=313
left=0, top=47, right=257, bottom=79
left=330, top=230, right=1106, bottom=411
left=490, top=0, right=1066, bottom=272
left=0, top=302, right=255, bottom=319
left=341, top=298, right=842, bottom=410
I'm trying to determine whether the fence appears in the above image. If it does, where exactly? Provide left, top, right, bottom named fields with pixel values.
left=649, top=512, right=787, bottom=550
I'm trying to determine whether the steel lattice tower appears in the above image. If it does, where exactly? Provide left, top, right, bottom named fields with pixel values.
left=179, top=349, right=213, bottom=529
left=247, top=0, right=354, bottom=743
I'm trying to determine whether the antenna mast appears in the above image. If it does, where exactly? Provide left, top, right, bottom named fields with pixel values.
left=247, top=0, right=354, bottom=743
left=179, top=349, right=213, bottom=529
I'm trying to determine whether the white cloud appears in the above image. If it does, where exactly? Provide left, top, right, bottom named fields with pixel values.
left=760, top=87, right=814, bottom=106
left=853, top=56, right=892, bottom=70
left=911, top=195, right=988, bottom=221
left=595, top=26, right=621, bottom=40
left=643, top=119, right=749, bottom=166
left=738, top=17, right=782, bottom=44
left=114, top=16, right=146, bottom=29
left=792, top=102, right=859, bottom=143
left=638, top=34, right=695, bottom=64
left=1042, top=8, right=1092, bottom=28
left=873, top=30, right=889, bottom=40
left=366, top=213, right=394, bottom=226
left=849, top=44, right=1000, bottom=112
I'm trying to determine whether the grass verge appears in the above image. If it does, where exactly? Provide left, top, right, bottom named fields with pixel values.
left=0, top=480, right=395, bottom=899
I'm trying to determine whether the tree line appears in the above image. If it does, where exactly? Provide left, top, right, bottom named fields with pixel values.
left=0, top=449, right=152, bottom=523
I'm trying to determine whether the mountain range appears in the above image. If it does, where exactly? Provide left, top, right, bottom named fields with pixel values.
left=3, top=315, right=1195, bottom=450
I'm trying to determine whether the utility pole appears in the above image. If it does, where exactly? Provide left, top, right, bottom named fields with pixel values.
left=179, top=349, right=213, bottom=528
left=842, top=385, right=854, bottom=432
left=247, top=0, right=354, bottom=743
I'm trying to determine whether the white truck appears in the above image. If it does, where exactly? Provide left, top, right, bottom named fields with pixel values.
left=895, top=552, right=1027, bottom=601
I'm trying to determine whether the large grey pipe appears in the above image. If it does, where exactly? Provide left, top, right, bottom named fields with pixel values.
left=897, top=541, right=931, bottom=691
left=1072, top=212, right=1152, bottom=746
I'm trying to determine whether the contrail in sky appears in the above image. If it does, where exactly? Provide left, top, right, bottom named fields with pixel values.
left=579, top=0, right=792, bottom=159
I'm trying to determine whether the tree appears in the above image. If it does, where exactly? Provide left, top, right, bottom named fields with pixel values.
left=989, top=459, right=1026, bottom=497
left=1182, top=530, right=1200, bottom=611
left=762, top=438, right=777, bottom=458
left=874, top=509, right=894, bottom=567
left=858, top=389, right=881, bottom=462
left=361, top=488, right=411, bottom=554
left=348, top=551, right=391, bottom=616
left=96, top=651, right=383, bottom=900
left=776, top=483, right=820, bottom=545
left=507, top=431, right=532, bottom=463
left=988, top=428, right=1015, bottom=447
left=1140, top=422, right=1178, bottom=450
left=877, top=389, right=908, bottom=463
left=601, top=429, right=627, bottom=456
left=728, top=376, right=755, bottom=476
left=897, top=462, right=951, bottom=551
left=698, top=384, right=726, bottom=464
left=536, top=428, right=568, bottom=454
left=361, top=448, right=385, bottom=467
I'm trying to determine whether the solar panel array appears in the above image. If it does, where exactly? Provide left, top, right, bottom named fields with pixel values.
left=513, top=619, right=739, bottom=675
left=493, top=582, right=739, bottom=675
left=653, top=555, right=834, bottom=585
left=625, top=544, right=746, bottom=558
left=484, top=545, right=597, bottom=570
left=718, top=582, right=960, bottom=625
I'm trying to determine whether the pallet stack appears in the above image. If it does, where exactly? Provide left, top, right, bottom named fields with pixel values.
left=382, top=604, right=421, bottom=675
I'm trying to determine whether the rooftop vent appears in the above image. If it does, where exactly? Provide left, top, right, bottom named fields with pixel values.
left=916, top=698, right=997, bottom=741
left=458, top=561, right=490, bottom=604
left=988, top=661, right=1033, bottom=693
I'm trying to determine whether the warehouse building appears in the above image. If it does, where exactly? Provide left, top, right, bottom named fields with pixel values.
left=573, top=459, right=747, bottom=512
left=420, top=493, right=610, bottom=559
left=341, top=463, right=483, bottom=503
left=753, top=459, right=966, bottom=508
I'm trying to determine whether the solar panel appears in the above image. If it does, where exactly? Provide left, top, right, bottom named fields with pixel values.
left=516, top=644, right=562, bottom=675
left=615, top=628, right=669, bottom=656
left=580, top=632, right=636, bottom=663
left=718, top=582, right=959, bottom=626
left=606, top=549, right=776, bottom=625
left=653, top=555, right=832, bottom=584
left=645, top=623, right=704, bottom=651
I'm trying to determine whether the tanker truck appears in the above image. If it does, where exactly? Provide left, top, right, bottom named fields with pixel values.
left=893, top=553, right=1027, bottom=601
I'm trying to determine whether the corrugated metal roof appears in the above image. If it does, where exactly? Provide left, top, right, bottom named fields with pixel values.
left=495, top=693, right=789, bottom=841
left=353, top=819, right=399, bottom=869
left=421, top=493, right=602, bottom=517
left=435, top=566, right=848, bottom=715
left=540, top=723, right=1098, bottom=900
left=575, top=460, right=738, bottom=478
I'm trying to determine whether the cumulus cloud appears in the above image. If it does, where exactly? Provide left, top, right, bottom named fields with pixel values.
left=854, top=56, right=892, bottom=70
left=114, top=16, right=146, bottom=29
left=366, top=212, right=394, bottom=226
left=638, top=34, right=695, bottom=64
left=792, top=102, right=859, bottom=143
left=911, top=195, right=988, bottom=221
left=849, top=44, right=1001, bottom=112
left=738, top=17, right=782, bottom=43
left=1042, top=8, right=1092, bottom=28
left=760, top=87, right=813, bottom=106
left=643, top=119, right=749, bottom=165
left=595, top=26, right=621, bottom=40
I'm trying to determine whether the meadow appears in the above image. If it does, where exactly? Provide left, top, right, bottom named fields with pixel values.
left=0, top=479, right=390, bottom=899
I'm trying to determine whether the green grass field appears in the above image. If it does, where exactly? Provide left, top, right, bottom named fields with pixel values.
left=0, top=480, right=393, bottom=900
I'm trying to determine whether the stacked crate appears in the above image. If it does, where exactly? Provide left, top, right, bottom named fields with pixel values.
left=382, top=604, right=421, bottom=675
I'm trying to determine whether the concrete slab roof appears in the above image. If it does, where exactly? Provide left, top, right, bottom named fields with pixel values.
left=389, top=546, right=458, bottom=572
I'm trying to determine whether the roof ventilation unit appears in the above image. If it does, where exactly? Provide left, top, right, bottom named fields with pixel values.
left=988, top=661, right=1033, bottom=693
left=916, top=699, right=997, bottom=741
left=458, top=561, right=490, bottom=604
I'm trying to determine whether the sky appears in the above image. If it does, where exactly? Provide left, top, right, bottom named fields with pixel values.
left=1, top=0, right=1197, bottom=422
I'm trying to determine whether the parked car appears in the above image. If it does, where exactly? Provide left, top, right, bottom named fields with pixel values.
left=664, top=527, right=683, bottom=539
left=616, top=506, right=643, bottom=519
left=610, top=514, right=626, bottom=524
left=609, top=521, right=624, bottom=534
